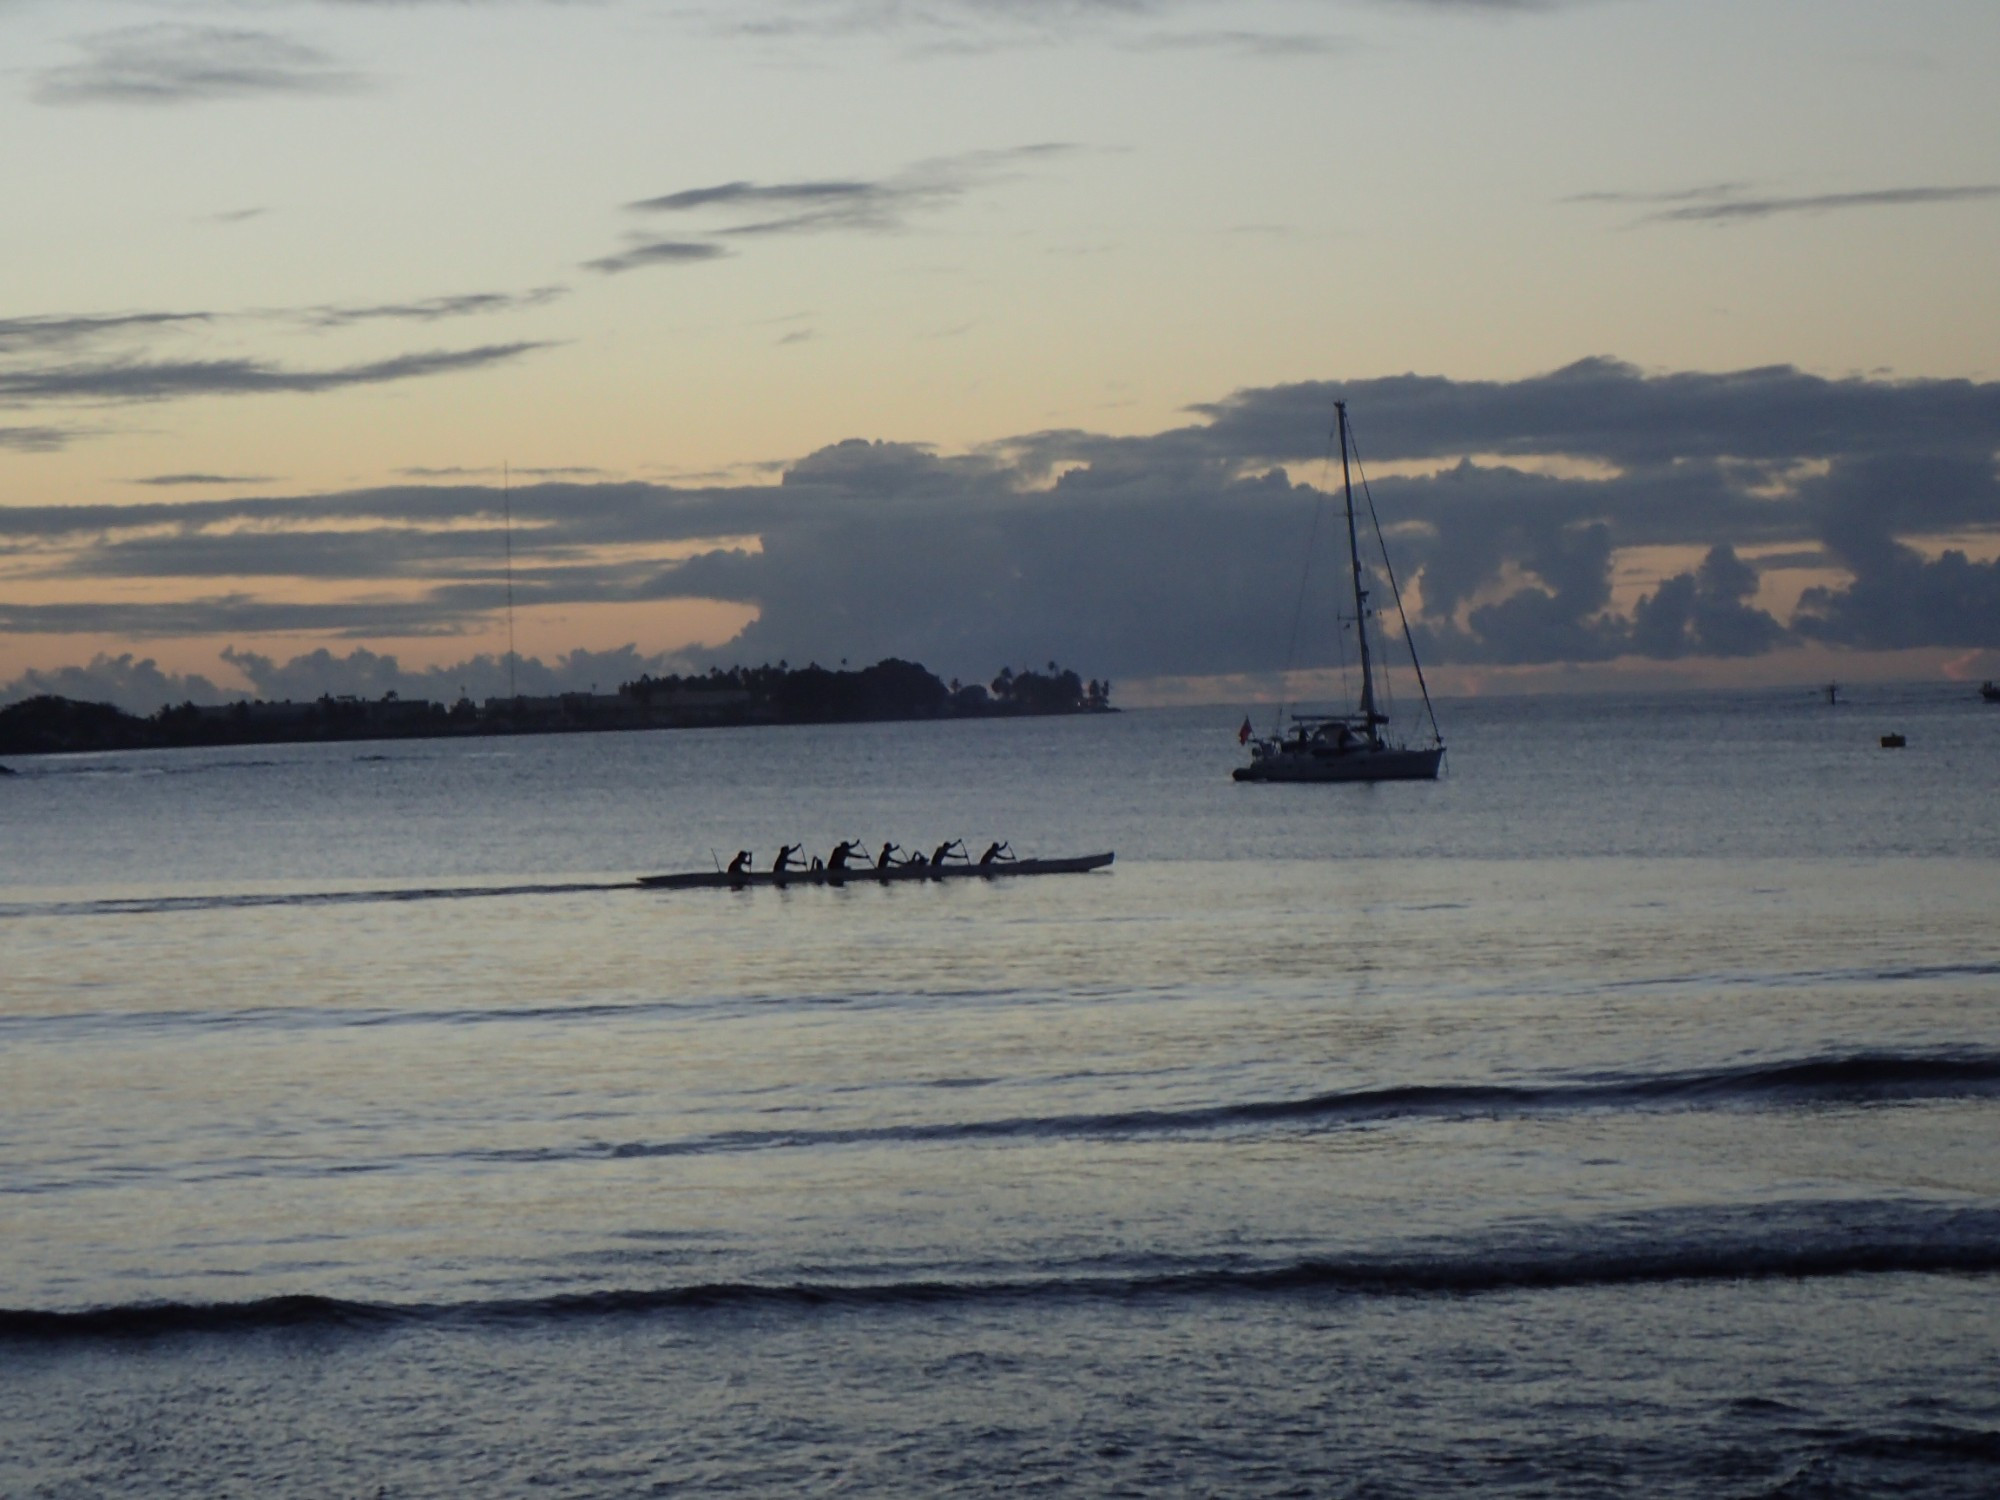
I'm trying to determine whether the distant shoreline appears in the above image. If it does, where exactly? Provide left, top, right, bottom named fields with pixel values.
left=0, top=658, right=1115, bottom=759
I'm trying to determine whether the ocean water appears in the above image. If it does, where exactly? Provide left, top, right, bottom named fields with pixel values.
left=3, top=686, right=1998, bottom=1497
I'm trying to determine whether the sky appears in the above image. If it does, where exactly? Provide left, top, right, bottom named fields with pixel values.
left=3, top=0, right=1998, bottom=710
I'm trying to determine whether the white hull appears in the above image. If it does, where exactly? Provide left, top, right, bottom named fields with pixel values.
left=1234, top=743, right=1442, bottom=783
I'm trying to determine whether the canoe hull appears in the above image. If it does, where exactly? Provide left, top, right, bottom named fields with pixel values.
left=639, top=852, right=1114, bottom=890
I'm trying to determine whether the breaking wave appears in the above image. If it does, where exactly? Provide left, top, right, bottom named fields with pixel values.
left=542, top=1051, right=2000, bottom=1161
left=9, top=1217, right=1998, bottom=1343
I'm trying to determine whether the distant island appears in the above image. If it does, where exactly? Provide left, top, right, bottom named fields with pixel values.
left=0, top=659, right=1114, bottom=757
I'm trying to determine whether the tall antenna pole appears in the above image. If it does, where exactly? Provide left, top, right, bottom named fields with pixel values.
left=502, top=461, right=518, bottom=700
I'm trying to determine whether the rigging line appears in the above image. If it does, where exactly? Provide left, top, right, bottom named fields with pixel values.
left=1336, top=576, right=1352, bottom=711
left=1348, top=430, right=1444, bottom=748
left=1275, top=417, right=1340, bottom=731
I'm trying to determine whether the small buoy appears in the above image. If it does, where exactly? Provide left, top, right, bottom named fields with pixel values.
left=1880, top=733, right=1906, bottom=749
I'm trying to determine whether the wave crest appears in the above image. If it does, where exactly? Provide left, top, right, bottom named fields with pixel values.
left=11, top=1216, right=1997, bottom=1343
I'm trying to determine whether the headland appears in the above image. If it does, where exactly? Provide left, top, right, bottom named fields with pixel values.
left=0, top=659, right=1112, bottom=758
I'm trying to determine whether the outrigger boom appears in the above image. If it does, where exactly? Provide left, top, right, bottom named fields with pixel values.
left=638, top=852, right=1114, bottom=890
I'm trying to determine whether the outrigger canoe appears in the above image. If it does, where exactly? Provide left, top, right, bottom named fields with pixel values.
left=639, top=852, right=1113, bottom=890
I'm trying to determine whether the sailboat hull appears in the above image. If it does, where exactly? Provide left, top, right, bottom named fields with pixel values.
left=1233, top=744, right=1443, bottom=783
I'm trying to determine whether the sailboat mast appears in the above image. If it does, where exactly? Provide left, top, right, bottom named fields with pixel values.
left=1337, top=402, right=1379, bottom=729
left=502, top=461, right=518, bottom=700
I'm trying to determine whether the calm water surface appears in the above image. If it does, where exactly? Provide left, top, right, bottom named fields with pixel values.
left=3, top=687, right=1998, bottom=1496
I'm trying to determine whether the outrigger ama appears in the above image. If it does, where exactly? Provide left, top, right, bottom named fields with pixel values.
left=639, top=839, right=1111, bottom=891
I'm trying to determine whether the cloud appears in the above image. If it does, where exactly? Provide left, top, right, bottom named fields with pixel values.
left=298, top=288, right=568, bottom=328
left=0, top=295, right=555, bottom=428
left=0, top=342, right=547, bottom=405
left=1576, top=182, right=2000, bottom=227
left=1651, top=186, right=2000, bottom=225
left=216, top=643, right=685, bottom=706
left=0, top=296, right=558, bottom=440
left=1629, top=545, right=1787, bottom=660
left=632, top=146, right=1074, bottom=237
left=1, top=425, right=73, bottom=452
left=0, top=313, right=213, bottom=354
left=704, top=1, right=1172, bottom=45
left=630, top=180, right=880, bottom=216
left=591, top=146, right=1078, bottom=268
left=0, top=644, right=697, bottom=715
left=1182, top=357, right=2000, bottom=471
left=0, top=654, right=236, bottom=713
left=1794, top=546, right=2000, bottom=651
left=1789, top=452, right=2000, bottom=650
left=1169, top=363, right=1995, bottom=666
left=49, top=521, right=527, bottom=582
left=33, top=25, right=366, bottom=107
left=131, top=473, right=277, bottom=487
left=1120, top=29, right=1348, bottom=56
left=3, top=295, right=551, bottom=351
left=707, top=0, right=1569, bottom=50
left=1386, top=0, right=1571, bottom=10
left=583, top=241, right=731, bottom=276
left=6, top=362, right=1997, bottom=678
left=0, top=595, right=483, bottom=639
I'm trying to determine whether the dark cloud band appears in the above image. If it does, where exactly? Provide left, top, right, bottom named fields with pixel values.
left=5, top=362, right=1996, bottom=677
left=583, top=242, right=731, bottom=275
left=1576, top=182, right=2000, bottom=228
left=0, top=343, right=547, bottom=405
left=33, top=25, right=366, bottom=107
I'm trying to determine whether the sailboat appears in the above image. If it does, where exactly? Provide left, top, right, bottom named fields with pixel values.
left=1234, top=401, right=1445, bottom=783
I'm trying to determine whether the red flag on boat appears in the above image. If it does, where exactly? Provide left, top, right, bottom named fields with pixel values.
left=1238, top=715, right=1253, bottom=745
